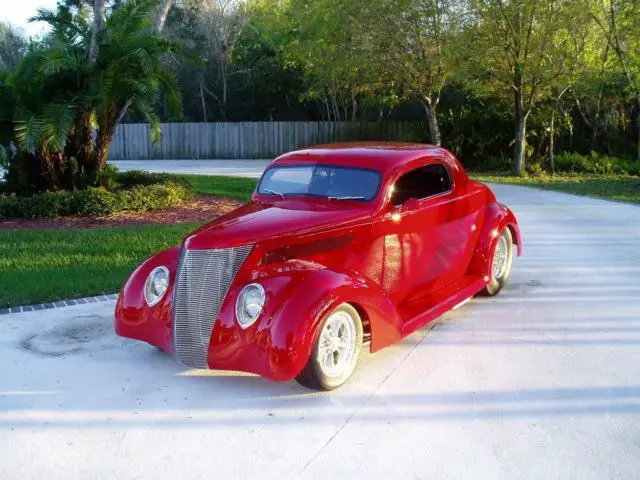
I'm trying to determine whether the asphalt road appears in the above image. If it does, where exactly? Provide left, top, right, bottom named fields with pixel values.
left=1, top=182, right=640, bottom=479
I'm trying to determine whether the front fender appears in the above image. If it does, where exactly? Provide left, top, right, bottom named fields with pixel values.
left=208, top=261, right=402, bottom=381
left=114, top=247, right=181, bottom=352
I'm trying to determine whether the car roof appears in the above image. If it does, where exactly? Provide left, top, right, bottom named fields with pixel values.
left=270, top=142, right=454, bottom=175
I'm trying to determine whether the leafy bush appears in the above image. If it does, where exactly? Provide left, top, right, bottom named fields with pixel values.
left=115, top=170, right=192, bottom=190
left=554, top=152, right=639, bottom=175
left=0, top=182, right=193, bottom=219
left=468, top=154, right=513, bottom=172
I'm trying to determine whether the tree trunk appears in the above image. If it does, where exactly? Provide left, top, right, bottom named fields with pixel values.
left=421, top=99, right=441, bottom=146
left=221, top=69, right=228, bottom=119
left=88, top=0, right=106, bottom=65
left=154, top=0, right=173, bottom=33
left=89, top=108, right=118, bottom=179
left=38, top=144, right=65, bottom=190
left=323, top=97, right=331, bottom=121
left=331, top=93, right=340, bottom=122
left=513, top=67, right=528, bottom=176
left=514, top=114, right=527, bottom=176
left=549, top=109, right=555, bottom=175
left=199, top=76, right=208, bottom=122
left=351, top=92, right=357, bottom=121
left=590, top=85, right=604, bottom=151
left=80, top=0, right=106, bottom=184
left=636, top=93, right=640, bottom=163
left=94, top=125, right=117, bottom=177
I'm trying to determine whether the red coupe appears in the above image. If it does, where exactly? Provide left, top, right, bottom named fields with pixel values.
left=115, top=143, right=521, bottom=390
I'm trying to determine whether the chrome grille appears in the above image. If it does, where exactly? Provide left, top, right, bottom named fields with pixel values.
left=172, top=245, right=253, bottom=368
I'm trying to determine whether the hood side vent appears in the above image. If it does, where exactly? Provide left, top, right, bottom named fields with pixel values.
left=263, top=233, right=355, bottom=265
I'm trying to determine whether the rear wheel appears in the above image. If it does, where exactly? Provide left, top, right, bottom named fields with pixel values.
left=296, top=303, right=363, bottom=391
left=482, top=227, right=514, bottom=296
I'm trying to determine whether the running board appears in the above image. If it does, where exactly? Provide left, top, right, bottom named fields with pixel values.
left=399, top=275, right=487, bottom=338
left=452, top=297, right=472, bottom=310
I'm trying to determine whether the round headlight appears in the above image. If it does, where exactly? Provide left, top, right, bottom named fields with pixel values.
left=144, top=266, right=169, bottom=306
left=235, top=283, right=265, bottom=329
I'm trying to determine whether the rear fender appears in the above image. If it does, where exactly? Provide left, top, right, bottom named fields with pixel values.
left=467, top=203, right=522, bottom=278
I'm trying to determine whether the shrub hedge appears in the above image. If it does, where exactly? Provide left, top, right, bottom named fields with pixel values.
left=471, top=151, right=640, bottom=176
left=115, top=170, right=192, bottom=190
left=0, top=182, right=194, bottom=219
left=553, top=152, right=640, bottom=175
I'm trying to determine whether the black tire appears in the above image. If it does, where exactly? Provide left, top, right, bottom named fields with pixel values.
left=481, top=227, right=514, bottom=296
left=296, top=303, right=363, bottom=391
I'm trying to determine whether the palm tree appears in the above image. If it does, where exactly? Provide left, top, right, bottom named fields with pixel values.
left=9, top=0, right=188, bottom=189
left=90, top=0, right=184, bottom=174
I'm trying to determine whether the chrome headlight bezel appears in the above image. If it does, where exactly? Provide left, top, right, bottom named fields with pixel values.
left=144, top=266, right=170, bottom=307
left=235, top=283, right=265, bottom=329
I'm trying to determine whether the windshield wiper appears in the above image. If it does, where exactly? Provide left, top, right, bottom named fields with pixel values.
left=327, top=196, right=366, bottom=201
left=262, top=188, right=286, bottom=199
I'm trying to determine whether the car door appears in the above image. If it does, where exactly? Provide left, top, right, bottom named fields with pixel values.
left=374, top=161, right=477, bottom=305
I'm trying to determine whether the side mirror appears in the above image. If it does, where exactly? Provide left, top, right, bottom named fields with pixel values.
left=401, top=198, right=420, bottom=212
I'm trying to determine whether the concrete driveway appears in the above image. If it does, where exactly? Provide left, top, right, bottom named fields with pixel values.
left=1, top=183, right=640, bottom=479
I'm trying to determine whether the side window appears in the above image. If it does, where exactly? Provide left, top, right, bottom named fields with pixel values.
left=391, top=164, right=452, bottom=206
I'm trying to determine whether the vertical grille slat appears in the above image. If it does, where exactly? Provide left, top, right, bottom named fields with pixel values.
left=172, top=245, right=253, bottom=368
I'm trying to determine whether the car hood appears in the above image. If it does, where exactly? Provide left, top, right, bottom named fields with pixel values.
left=183, top=199, right=373, bottom=250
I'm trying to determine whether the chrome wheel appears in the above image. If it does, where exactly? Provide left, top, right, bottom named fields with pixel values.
left=492, top=234, right=509, bottom=279
left=317, top=310, right=357, bottom=378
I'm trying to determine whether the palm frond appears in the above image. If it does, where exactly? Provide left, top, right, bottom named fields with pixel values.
left=29, top=8, right=60, bottom=26
left=31, top=6, right=89, bottom=45
left=154, top=68, right=182, bottom=120
left=40, top=102, right=77, bottom=151
left=130, top=96, right=161, bottom=143
left=40, top=45, right=85, bottom=76
left=14, top=111, right=44, bottom=153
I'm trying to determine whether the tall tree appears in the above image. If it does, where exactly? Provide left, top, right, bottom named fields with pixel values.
left=0, top=22, right=27, bottom=73
left=281, top=0, right=382, bottom=122
left=88, top=0, right=106, bottom=64
left=471, top=0, right=580, bottom=175
left=362, top=0, right=466, bottom=145
left=176, top=0, right=253, bottom=120
left=589, top=0, right=640, bottom=161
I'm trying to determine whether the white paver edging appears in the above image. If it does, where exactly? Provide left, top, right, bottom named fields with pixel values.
left=0, top=293, right=118, bottom=315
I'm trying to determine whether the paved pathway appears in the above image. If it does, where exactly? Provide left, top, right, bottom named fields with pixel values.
left=1, top=183, right=640, bottom=479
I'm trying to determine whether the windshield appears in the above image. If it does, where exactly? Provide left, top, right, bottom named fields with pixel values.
left=257, top=165, right=381, bottom=201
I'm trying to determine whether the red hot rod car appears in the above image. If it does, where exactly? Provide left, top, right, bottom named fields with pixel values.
left=115, top=143, right=521, bottom=390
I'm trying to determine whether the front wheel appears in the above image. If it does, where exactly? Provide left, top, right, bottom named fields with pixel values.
left=482, top=227, right=514, bottom=296
left=296, top=303, right=363, bottom=391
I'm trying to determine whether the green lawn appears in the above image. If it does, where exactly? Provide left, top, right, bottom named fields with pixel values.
left=172, top=174, right=257, bottom=200
left=0, top=224, right=199, bottom=308
left=471, top=173, right=640, bottom=204
left=0, top=174, right=258, bottom=308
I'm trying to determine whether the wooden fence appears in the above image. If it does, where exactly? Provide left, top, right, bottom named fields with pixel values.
left=107, top=122, right=423, bottom=160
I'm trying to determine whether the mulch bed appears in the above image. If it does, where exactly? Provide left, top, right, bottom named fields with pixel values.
left=0, top=195, right=243, bottom=230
